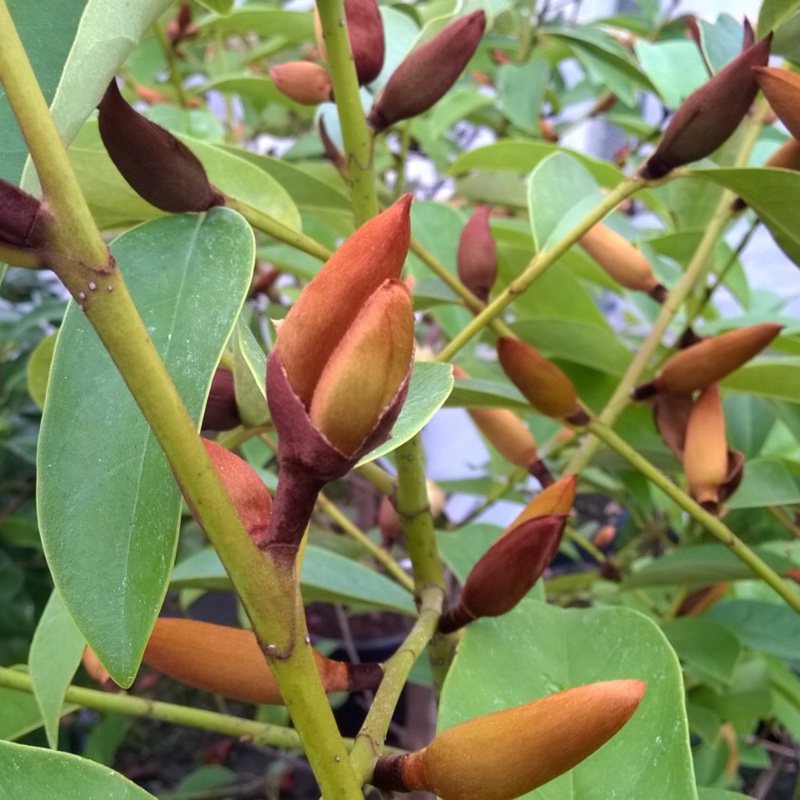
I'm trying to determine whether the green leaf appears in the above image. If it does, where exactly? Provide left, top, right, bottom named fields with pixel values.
left=37, top=209, right=254, bottom=686
left=661, top=617, right=741, bottom=686
left=726, top=457, right=800, bottom=509
left=232, top=317, right=269, bottom=428
left=0, top=679, right=78, bottom=742
left=498, top=58, right=549, bottom=134
left=198, top=6, right=312, bottom=41
left=758, top=0, right=800, bottom=38
left=705, top=600, right=800, bottom=661
left=439, top=600, right=696, bottom=798
left=0, top=740, right=156, bottom=799
left=721, top=359, right=800, bottom=403
left=357, top=362, right=454, bottom=465
left=698, top=789, right=756, bottom=800
left=171, top=545, right=416, bottom=614
left=722, top=393, right=775, bottom=458
left=445, top=376, right=530, bottom=412
left=29, top=590, right=85, bottom=748
left=698, top=14, right=744, bottom=73
left=189, top=75, right=308, bottom=114
left=26, top=331, right=57, bottom=410
left=634, top=40, right=707, bottom=107
left=436, top=523, right=501, bottom=584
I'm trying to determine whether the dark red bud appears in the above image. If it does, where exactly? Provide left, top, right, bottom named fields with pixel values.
left=98, top=80, right=224, bottom=212
left=346, top=0, right=385, bottom=85
left=457, top=205, right=497, bottom=303
left=0, top=179, right=46, bottom=248
left=202, top=368, right=242, bottom=431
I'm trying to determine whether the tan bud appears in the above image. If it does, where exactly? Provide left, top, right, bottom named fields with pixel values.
left=373, top=679, right=646, bottom=799
left=466, top=406, right=540, bottom=468
left=457, top=205, right=497, bottom=303
left=269, top=61, right=332, bottom=105
left=754, top=67, right=800, bottom=141
left=683, top=385, right=728, bottom=512
left=578, top=223, right=666, bottom=300
left=378, top=495, right=403, bottom=547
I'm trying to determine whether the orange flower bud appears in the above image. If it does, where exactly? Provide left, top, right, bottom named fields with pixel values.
left=497, top=337, right=588, bottom=424
left=0, top=178, right=45, bottom=248
left=142, top=618, right=382, bottom=703
left=754, top=67, right=800, bottom=141
left=683, top=384, right=728, bottom=512
left=367, top=11, right=486, bottom=132
left=202, top=368, right=242, bottom=431
left=439, top=513, right=566, bottom=633
left=764, top=136, right=800, bottom=171
left=632, top=323, right=783, bottom=398
left=82, top=647, right=113, bottom=690
left=641, top=35, right=771, bottom=179
left=467, top=406, right=540, bottom=467
left=506, top=474, right=577, bottom=530
left=269, top=61, right=332, bottom=105
left=98, top=80, right=224, bottom=213
left=578, top=223, right=666, bottom=301
left=457, top=205, right=497, bottom=303
left=373, top=679, right=646, bottom=799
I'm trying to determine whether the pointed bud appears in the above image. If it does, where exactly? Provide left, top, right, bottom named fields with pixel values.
left=754, top=67, right=800, bottom=140
left=677, top=582, right=729, bottom=616
left=439, top=513, right=566, bottom=633
left=373, top=680, right=646, bottom=799
left=641, top=35, right=771, bottom=179
left=632, top=323, right=783, bottom=398
left=652, top=392, right=693, bottom=458
left=506, top=474, right=577, bottom=530
left=344, top=0, right=385, bottom=85
left=683, top=385, right=728, bottom=512
left=0, top=179, right=46, bottom=248
left=765, top=136, right=800, bottom=171
left=269, top=61, right=332, bottom=105
left=367, top=11, right=486, bottom=132
left=98, top=80, right=223, bottom=213
left=457, top=205, right=497, bottom=303
left=202, top=368, right=242, bottom=431
left=166, top=0, right=197, bottom=46
left=497, top=337, right=588, bottom=424
left=578, top=223, right=666, bottom=301
left=142, top=618, right=382, bottom=704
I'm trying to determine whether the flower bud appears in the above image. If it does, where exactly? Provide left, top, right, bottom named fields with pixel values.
left=372, top=679, right=646, bottom=799
left=677, top=582, right=729, bottom=616
left=754, top=67, right=800, bottom=141
left=457, top=205, right=497, bottom=303
left=0, top=179, right=46, bottom=248
left=269, top=61, right=332, bottom=105
left=142, top=618, right=382, bottom=703
left=640, top=35, right=771, bottom=179
left=202, top=368, right=242, bottom=431
left=683, top=385, right=728, bottom=512
left=367, top=11, right=486, bottom=133
left=507, top=474, right=577, bottom=530
left=652, top=392, right=693, bottom=458
left=318, top=117, right=347, bottom=177
left=166, top=0, right=197, bottom=46
left=439, top=513, right=566, bottom=633
left=82, top=647, right=114, bottom=690
left=98, top=80, right=224, bottom=213
left=632, top=323, right=783, bottom=398
left=497, top=337, right=588, bottom=424
left=578, top=223, right=666, bottom=301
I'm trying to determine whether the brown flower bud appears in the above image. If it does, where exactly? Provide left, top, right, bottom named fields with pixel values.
left=578, top=223, right=666, bottom=301
left=318, top=117, right=347, bottom=177
left=0, top=179, right=46, bottom=248
left=457, top=205, right=497, bottom=303
left=641, top=35, right=771, bottom=179
left=506, top=474, right=577, bottom=530
left=166, top=0, right=197, bottom=46
left=632, top=323, right=783, bottom=398
left=269, top=61, right=332, bottom=105
left=677, top=582, right=729, bottom=616
left=373, top=679, right=646, bottom=799
left=142, top=618, right=382, bottom=703
left=202, top=368, right=242, bottom=431
left=439, top=513, right=566, bottom=633
left=367, top=11, right=486, bottom=133
left=683, top=384, right=728, bottom=512
left=497, top=337, right=588, bottom=424
left=652, top=392, right=693, bottom=458
left=754, top=67, right=800, bottom=141
left=98, top=80, right=223, bottom=213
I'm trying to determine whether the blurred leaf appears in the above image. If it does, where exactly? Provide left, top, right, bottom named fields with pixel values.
left=446, top=376, right=530, bottom=411
left=721, top=359, right=800, bottom=403
left=698, top=14, right=744, bottom=73
left=190, top=75, right=307, bottom=114
left=498, top=59, right=548, bottom=134
left=722, top=394, right=775, bottom=458
left=758, top=0, right=800, bottom=38
left=661, top=617, right=741, bottom=686
left=726, top=458, right=800, bottom=509
left=25, top=332, right=57, bottom=410
left=38, top=210, right=254, bottom=686
left=634, top=40, right=707, bottom=107
left=705, top=599, right=800, bottom=661
left=0, top=680, right=77, bottom=742
left=198, top=6, right=312, bottom=40
left=175, top=765, right=236, bottom=792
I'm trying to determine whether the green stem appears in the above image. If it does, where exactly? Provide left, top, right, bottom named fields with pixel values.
left=565, top=523, right=605, bottom=564
left=355, top=461, right=396, bottom=495
left=435, top=176, right=648, bottom=363
left=0, top=242, right=40, bottom=269
left=587, top=419, right=800, bottom=613
left=349, top=585, right=444, bottom=784
left=316, top=0, right=378, bottom=224
left=225, top=196, right=332, bottom=261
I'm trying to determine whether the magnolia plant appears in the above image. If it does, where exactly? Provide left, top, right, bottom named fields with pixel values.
left=2, top=0, right=800, bottom=798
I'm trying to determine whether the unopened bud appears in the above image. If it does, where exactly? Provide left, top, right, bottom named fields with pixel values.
left=652, top=392, right=693, bottom=458
left=632, top=323, right=782, bottom=398
left=683, top=384, right=728, bottom=512
left=82, top=647, right=114, bottom=690
left=457, top=205, right=497, bottom=303
left=579, top=223, right=666, bottom=301
left=677, top=582, right=729, bottom=616
left=497, top=337, right=588, bottom=424
left=142, top=618, right=382, bottom=703
left=202, top=368, right=242, bottom=431
left=318, top=117, right=347, bottom=177
left=269, top=61, right=332, bottom=105
left=507, top=474, right=577, bottom=530
left=98, top=80, right=223, bottom=212
left=754, top=67, right=800, bottom=141
left=641, top=35, right=771, bottom=179
left=439, top=513, right=566, bottom=633
left=0, top=179, right=46, bottom=248
left=367, top=11, right=486, bottom=132
left=373, top=680, right=646, bottom=798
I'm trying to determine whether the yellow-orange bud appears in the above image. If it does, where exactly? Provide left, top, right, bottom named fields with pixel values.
left=467, top=406, right=539, bottom=468
left=578, top=223, right=666, bottom=300
left=683, top=384, right=728, bottom=512
left=373, top=680, right=646, bottom=799
left=506, top=474, right=577, bottom=531
left=754, top=67, right=800, bottom=142
left=269, top=61, right=332, bottom=105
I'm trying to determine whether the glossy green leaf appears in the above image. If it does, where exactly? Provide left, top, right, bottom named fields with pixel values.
left=29, top=590, right=85, bottom=748
left=0, top=680, right=78, bottom=742
left=726, top=457, right=800, bottom=509
left=439, top=599, right=696, bottom=798
left=0, top=740, right=155, bottom=799
left=37, top=209, right=254, bottom=686
left=232, top=317, right=269, bottom=428
left=705, top=599, right=800, bottom=661
left=358, top=362, right=454, bottom=465
left=758, top=0, right=800, bottom=38
left=170, top=545, right=416, bottom=614
left=661, top=617, right=741, bottom=686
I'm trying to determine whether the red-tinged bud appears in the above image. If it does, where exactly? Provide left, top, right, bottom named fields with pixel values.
left=98, top=80, right=223, bottom=213
left=166, top=0, right=196, bottom=46
left=538, top=117, right=559, bottom=142
left=593, top=524, right=616, bottom=548
left=266, top=197, right=414, bottom=554
left=506, top=474, right=577, bottom=531
left=677, top=582, right=729, bottom=616
left=372, top=680, right=646, bottom=799
left=457, top=205, right=497, bottom=303
left=367, top=11, right=486, bottom=133
left=683, top=385, right=728, bottom=512
left=578, top=223, right=666, bottom=301
left=142, top=618, right=382, bottom=704
left=754, top=67, right=800, bottom=141
left=269, top=61, right=332, bottom=105
left=0, top=179, right=46, bottom=248
left=632, top=323, right=783, bottom=398
left=640, top=35, right=771, bottom=179
left=345, top=0, right=385, bottom=85
left=497, top=337, right=589, bottom=424
left=202, top=368, right=242, bottom=431
left=439, top=513, right=566, bottom=633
